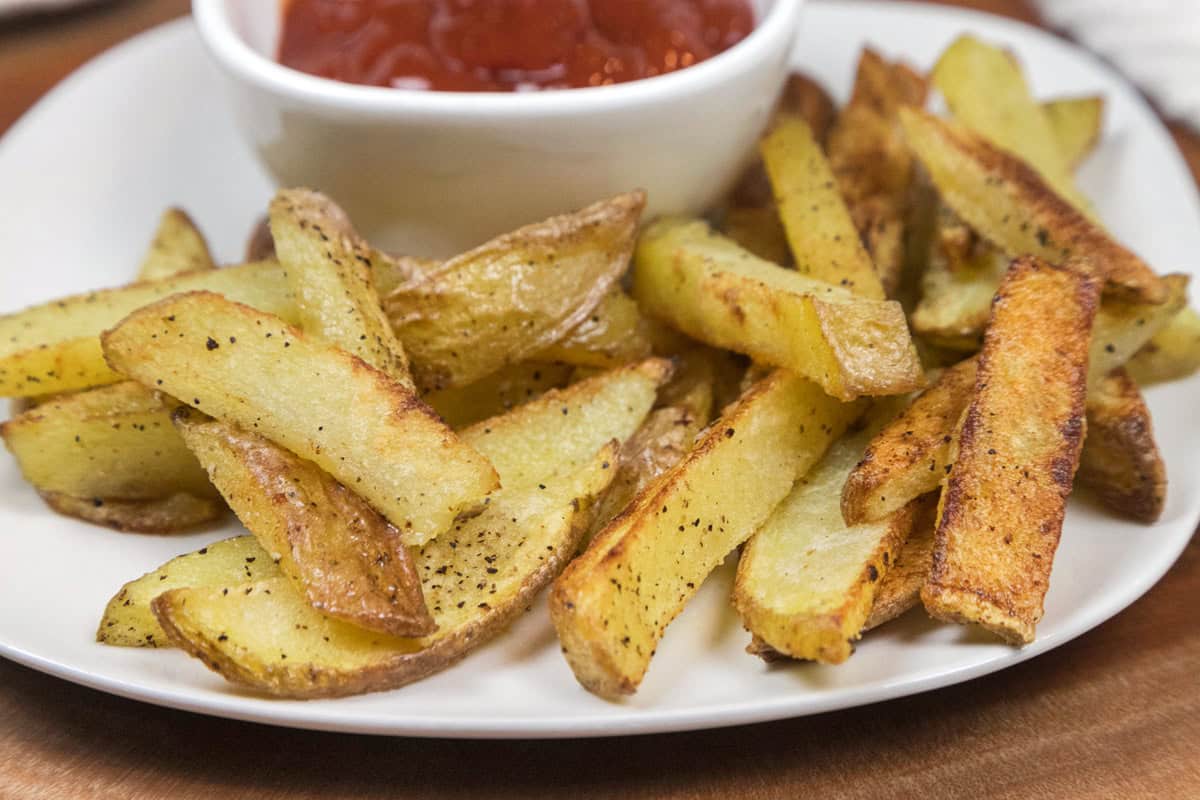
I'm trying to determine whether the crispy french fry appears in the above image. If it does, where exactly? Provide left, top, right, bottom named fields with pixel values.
left=551, top=371, right=866, bottom=698
left=424, top=361, right=574, bottom=429
left=271, top=189, right=412, bottom=385
left=900, top=108, right=1166, bottom=304
left=385, top=193, right=643, bottom=392
left=1126, top=307, right=1200, bottom=386
left=863, top=499, right=938, bottom=631
left=533, top=290, right=652, bottom=369
left=1089, top=274, right=1188, bottom=384
left=0, top=260, right=296, bottom=397
left=1044, top=95, right=1105, bottom=168
left=1078, top=368, right=1166, bottom=522
left=733, top=399, right=923, bottom=664
left=98, top=535, right=278, bottom=647
left=40, top=490, right=223, bottom=534
left=841, top=358, right=977, bottom=525
left=633, top=218, right=924, bottom=401
left=932, top=35, right=1093, bottom=215
left=923, top=256, right=1099, bottom=644
left=137, top=208, right=215, bottom=281
left=101, top=292, right=498, bottom=546
left=174, top=410, right=435, bottom=638
left=761, top=115, right=886, bottom=299
left=910, top=229, right=1007, bottom=350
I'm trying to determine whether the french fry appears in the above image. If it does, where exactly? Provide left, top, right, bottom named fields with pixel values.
left=101, top=292, right=498, bottom=546
left=1089, top=274, right=1188, bottom=384
left=1044, top=95, right=1105, bottom=168
left=1078, top=368, right=1166, bottom=522
left=0, top=260, right=296, bottom=397
left=863, top=500, right=938, bottom=631
left=533, top=290, right=653, bottom=369
left=551, top=371, right=865, bottom=698
left=910, top=228, right=1008, bottom=350
left=923, top=256, right=1099, bottom=644
left=900, top=108, right=1166, bottom=304
left=98, top=535, right=278, bottom=647
left=841, top=358, right=977, bottom=525
left=733, top=399, right=923, bottom=664
left=174, top=410, right=435, bottom=638
left=270, top=189, right=413, bottom=385
left=1126, top=307, right=1200, bottom=386
left=633, top=218, right=924, bottom=401
left=137, top=208, right=215, bottom=281
left=932, top=35, right=1093, bottom=215
left=722, top=206, right=791, bottom=266
left=40, top=490, right=223, bottom=534
left=424, top=361, right=574, bottom=429
left=384, top=192, right=643, bottom=392
left=761, top=115, right=886, bottom=299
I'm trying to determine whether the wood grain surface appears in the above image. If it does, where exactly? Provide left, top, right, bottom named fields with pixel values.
left=1, top=1, right=1198, bottom=798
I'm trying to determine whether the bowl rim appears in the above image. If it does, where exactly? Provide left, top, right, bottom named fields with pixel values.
left=191, top=0, right=803, bottom=119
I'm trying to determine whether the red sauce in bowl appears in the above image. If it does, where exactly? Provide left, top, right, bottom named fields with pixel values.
left=278, top=0, right=756, bottom=92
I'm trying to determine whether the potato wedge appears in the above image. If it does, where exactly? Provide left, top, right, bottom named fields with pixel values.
left=152, top=444, right=617, bottom=698
left=0, top=260, right=296, bottom=397
left=551, top=370, right=865, bottom=698
left=1089, top=274, right=1188, bottom=384
left=842, top=357, right=977, bottom=525
left=1126, top=307, right=1200, bottom=386
left=384, top=192, right=644, bottom=392
left=101, top=292, right=498, bottom=546
left=1, top=381, right=216, bottom=501
left=424, top=361, right=574, bottom=429
left=761, top=115, right=886, bottom=299
left=40, top=490, right=223, bottom=534
left=733, top=400, right=923, bottom=664
left=828, top=48, right=928, bottom=298
left=459, top=358, right=669, bottom=491
left=932, top=35, right=1092, bottom=215
left=722, top=206, right=791, bottom=266
left=923, top=256, right=1099, bottom=644
left=1078, top=368, right=1166, bottom=522
left=863, top=499, right=937, bottom=631
left=910, top=229, right=1007, bottom=350
left=174, top=410, right=435, bottom=637
left=137, top=208, right=215, bottom=281
left=900, top=108, right=1165, bottom=304
left=98, top=535, right=277, bottom=647
left=633, top=218, right=924, bottom=401
left=270, top=189, right=412, bottom=384
left=1044, top=96, right=1105, bottom=169
left=533, top=290, right=652, bottom=369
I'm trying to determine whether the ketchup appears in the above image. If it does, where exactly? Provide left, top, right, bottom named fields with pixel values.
left=278, top=0, right=756, bottom=92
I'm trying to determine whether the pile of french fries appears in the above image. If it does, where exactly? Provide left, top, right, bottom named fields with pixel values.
left=2, top=36, right=1197, bottom=701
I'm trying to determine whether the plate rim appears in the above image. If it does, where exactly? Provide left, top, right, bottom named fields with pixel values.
left=0, top=0, right=1197, bottom=739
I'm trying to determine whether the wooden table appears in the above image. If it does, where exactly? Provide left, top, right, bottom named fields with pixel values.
left=1, top=2, right=1198, bottom=798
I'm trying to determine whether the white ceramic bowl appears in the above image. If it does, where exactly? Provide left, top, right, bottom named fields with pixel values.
left=192, top=0, right=803, bottom=256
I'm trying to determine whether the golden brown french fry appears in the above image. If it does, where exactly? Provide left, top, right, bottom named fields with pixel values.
left=40, top=490, right=223, bottom=534
left=1126, top=307, right=1200, bottom=386
left=98, top=535, right=278, bottom=647
left=863, top=499, right=938, bottom=631
left=910, top=224, right=1008, bottom=350
left=551, top=371, right=865, bottom=698
left=1078, top=368, right=1166, bottom=522
left=101, top=291, right=498, bottom=546
left=1089, top=274, right=1188, bottom=384
left=633, top=218, right=924, bottom=401
left=761, top=115, right=886, bottom=299
left=932, top=35, right=1093, bottom=215
left=900, top=108, right=1166, bottom=304
left=0, top=260, right=296, bottom=397
left=533, top=290, right=652, bottom=369
left=923, top=256, right=1099, bottom=644
left=841, top=358, right=977, bottom=525
left=1044, top=95, right=1105, bottom=168
left=385, top=192, right=643, bottom=392
left=174, top=410, right=435, bottom=638
left=424, top=361, right=574, bottom=430
left=270, top=189, right=412, bottom=385
left=733, top=399, right=922, bottom=664
left=137, top=208, right=214, bottom=281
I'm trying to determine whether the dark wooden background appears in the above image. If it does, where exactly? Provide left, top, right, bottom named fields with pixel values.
left=1, top=1, right=1197, bottom=797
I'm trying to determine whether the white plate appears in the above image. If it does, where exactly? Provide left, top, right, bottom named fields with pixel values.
left=1, top=1, right=1197, bottom=739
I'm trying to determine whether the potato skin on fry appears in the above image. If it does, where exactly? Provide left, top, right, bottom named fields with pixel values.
left=842, top=358, right=977, bottom=525
left=923, top=257, right=1100, bottom=645
left=551, top=371, right=865, bottom=699
left=1078, top=368, right=1166, bottom=523
left=863, top=498, right=938, bottom=631
left=900, top=108, right=1165, bottom=304
left=40, top=490, right=223, bottom=534
left=174, top=410, right=435, bottom=638
left=101, top=291, right=498, bottom=546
